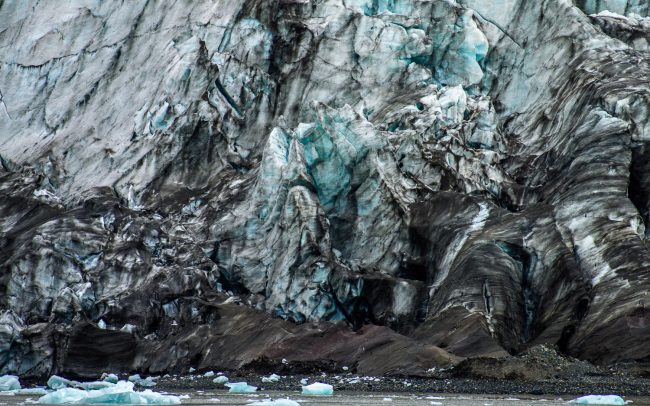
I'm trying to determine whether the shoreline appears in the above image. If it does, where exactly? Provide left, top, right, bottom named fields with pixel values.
left=153, top=371, right=650, bottom=397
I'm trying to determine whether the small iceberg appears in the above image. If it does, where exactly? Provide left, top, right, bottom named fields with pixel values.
left=0, top=388, right=50, bottom=397
left=0, top=375, right=21, bottom=391
left=248, top=399, right=299, bottom=406
left=101, top=373, right=119, bottom=384
left=38, top=381, right=180, bottom=404
left=14, top=388, right=49, bottom=396
left=301, top=382, right=333, bottom=396
left=212, top=376, right=229, bottom=384
left=261, top=374, right=281, bottom=383
left=570, top=395, right=626, bottom=405
left=203, top=371, right=215, bottom=377
left=128, top=374, right=157, bottom=387
left=0, top=376, right=47, bottom=396
left=225, top=382, right=258, bottom=393
left=47, top=376, right=113, bottom=391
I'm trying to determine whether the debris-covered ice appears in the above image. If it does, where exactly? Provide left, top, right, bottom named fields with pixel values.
left=0, top=376, right=20, bottom=391
left=301, top=382, right=333, bottom=396
left=570, top=395, right=626, bottom=405
left=120, top=324, right=136, bottom=334
left=225, top=382, right=258, bottom=393
left=38, top=381, right=180, bottom=404
left=261, top=374, right=281, bottom=383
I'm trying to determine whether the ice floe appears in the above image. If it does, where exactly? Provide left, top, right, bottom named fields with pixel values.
left=301, top=382, right=333, bottom=396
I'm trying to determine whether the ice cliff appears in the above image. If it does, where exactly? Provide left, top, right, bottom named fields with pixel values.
left=1, top=0, right=649, bottom=377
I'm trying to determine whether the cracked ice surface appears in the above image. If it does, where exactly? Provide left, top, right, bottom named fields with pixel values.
left=1, top=0, right=650, bottom=379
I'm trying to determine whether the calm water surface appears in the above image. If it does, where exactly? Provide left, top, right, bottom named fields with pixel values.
left=3, top=391, right=650, bottom=405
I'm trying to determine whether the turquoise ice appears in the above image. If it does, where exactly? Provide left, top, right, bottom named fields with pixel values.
left=0, top=375, right=20, bottom=391
left=570, top=395, right=626, bottom=405
left=47, top=375, right=113, bottom=391
left=38, top=381, right=180, bottom=404
left=225, top=382, right=258, bottom=393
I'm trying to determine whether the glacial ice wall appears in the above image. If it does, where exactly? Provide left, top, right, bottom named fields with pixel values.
left=1, top=0, right=650, bottom=377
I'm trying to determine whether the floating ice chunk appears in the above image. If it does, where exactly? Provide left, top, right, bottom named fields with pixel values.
left=248, top=399, right=299, bottom=406
left=79, top=381, right=115, bottom=390
left=0, top=375, right=20, bottom=391
left=570, top=395, right=626, bottom=405
left=301, top=382, right=333, bottom=396
left=261, top=374, right=281, bottom=383
left=203, top=371, right=215, bottom=377
left=47, top=376, right=74, bottom=390
left=47, top=376, right=108, bottom=391
left=225, top=382, right=258, bottom=393
left=128, top=374, right=156, bottom=387
left=38, top=381, right=180, bottom=404
left=97, top=319, right=107, bottom=329
left=189, top=367, right=196, bottom=373
left=213, top=376, right=229, bottom=384
left=15, top=388, right=49, bottom=396
left=0, top=387, right=49, bottom=396
left=101, top=373, right=119, bottom=384
left=299, top=378, right=308, bottom=385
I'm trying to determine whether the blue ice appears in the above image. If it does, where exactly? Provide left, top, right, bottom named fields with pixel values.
left=38, top=381, right=180, bottom=404
left=225, top=382, right=258, bottom=393
left=570, top=395, right=626, bottom=405
left=0, top=375, right=20, bottom=391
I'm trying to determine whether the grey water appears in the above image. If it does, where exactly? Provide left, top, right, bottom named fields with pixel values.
left=3, top=391, right=650, bottom=405
left=181, top=391, right=650, bottom=405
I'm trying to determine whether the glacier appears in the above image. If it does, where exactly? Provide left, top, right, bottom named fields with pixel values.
left=0, top=0, right=649, bottom=382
